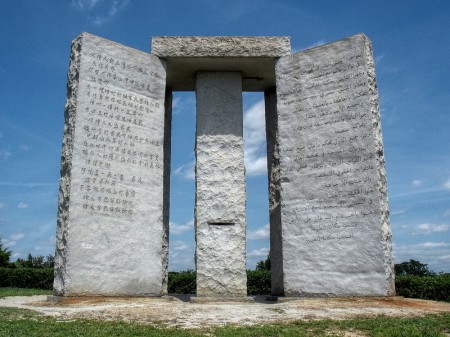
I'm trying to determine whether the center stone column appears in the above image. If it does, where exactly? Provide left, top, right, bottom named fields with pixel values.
left=195, top=72, right=248, bottom=298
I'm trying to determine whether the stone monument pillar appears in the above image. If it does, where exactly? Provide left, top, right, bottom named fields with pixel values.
left=54, top=33, right=170, bottom=296
left=194, top=72, right=248, bottom=298
left=151, top=36, right=290, bottom=300
left=271, top=34, right=395, bottom=297
left=55, top=33, right=394, bottom=300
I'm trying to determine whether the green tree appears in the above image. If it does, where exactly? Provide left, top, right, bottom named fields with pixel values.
left=43, top=254, right=55, bottom=268
left=395, top=259, right=434, bottom=276
left=255, top=253, right=271, bottom=271
left=0, top=238, right=12, bottom=267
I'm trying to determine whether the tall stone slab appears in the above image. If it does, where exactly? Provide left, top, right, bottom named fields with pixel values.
left=195, top=72, right=248, bottom=297
left=54, top=33, right=169, bottom=296
left=273, top=34, right=394, bottom=296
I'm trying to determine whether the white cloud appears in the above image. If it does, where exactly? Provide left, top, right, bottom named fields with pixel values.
left=418, top=242, right=449, bottom=248
left=245, top=156, right=267, bottom=177
left=304, top=40, right=326, bottom=50
left=444, top=179, right=450, bottom=190
left=374, top=54, right=385, bottom=65
left=391, top=208, right=406, bottom=216
left=247, top=247, right=269, bottom=257
left=2, top=233, right=25, bottom=248
left=243, top=100, right=267, bottom=177
left=414, top=223, right=450, bottom=234
left=169, top=240, right=195, bottom=271
left=0, top=181, right=56, bottom=188
left=9, top=233, right=25, bottom=241
left=92, top=0, right=129, bottom=26
left=393, top=241, right=450, bottom=272
left=173, top=160, right=195, bottom=180
left=0, top=150, right=12, bottom=160
left=171, top=96, right=182, bottom=111
left=170, top=219, right=194, bottom=235
left=248, top=223, right=269, bottom=240
left=71, top=0, right=100, bottom=10
left=171, top=241, right=190, bottom=252
left=412, top=179, right=422, bottom=187
left=17, top=202, right=28, bottom=209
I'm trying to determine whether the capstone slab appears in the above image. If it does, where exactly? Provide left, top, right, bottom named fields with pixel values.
left=151, top=36, right=291, bottom=58
left=151, top=36, right=292, bottom=91
left=273, top=34, right=394, bottom=296
left=195, top=72, right=248, bottom=297
left=54, top=32, right=169, bottom=296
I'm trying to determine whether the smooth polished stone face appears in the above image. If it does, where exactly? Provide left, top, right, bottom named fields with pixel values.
left=273, top=34, right=394, bottom=297
left=54, top=33, right=169, bottom=296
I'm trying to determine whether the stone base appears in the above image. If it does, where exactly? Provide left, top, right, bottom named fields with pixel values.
left=266, top=295, right=400, bottom=302
left=47, top=295, right=175, bottom=303
left=265, top=296, right=303, bottom=302
left=190, top=296, right=255, bottom=303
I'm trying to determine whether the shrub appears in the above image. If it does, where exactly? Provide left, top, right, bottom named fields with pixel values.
left=168, top=270, right=196, bottom=294
left=247, top=270, right=271, bottom=295
left=0, top=268, right=53, bottom=289
left=395, top=274, right=450, bottom=302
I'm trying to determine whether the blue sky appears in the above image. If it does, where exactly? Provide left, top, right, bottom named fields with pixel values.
left=0, top=1, right=449, bottom=272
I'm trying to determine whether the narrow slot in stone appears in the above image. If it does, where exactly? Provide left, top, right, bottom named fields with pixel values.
left=207, top=221, right=235, bottom=226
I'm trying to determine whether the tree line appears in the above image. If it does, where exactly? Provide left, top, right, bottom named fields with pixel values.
left=1, top=238, right=449, bottom=301
left=0, top=238, right=54, bottom=268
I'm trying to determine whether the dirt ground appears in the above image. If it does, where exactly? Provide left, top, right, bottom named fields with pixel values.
left=1, top=295, right=450, bottom=329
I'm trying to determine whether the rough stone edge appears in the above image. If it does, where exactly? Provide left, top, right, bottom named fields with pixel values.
left=361, top=34, right=395, bottom=296
left=151, top=36, right=291, bottom=58
left=264, top=88, right=284, bottom=296
left=162, top=88, right=172, bottom=295
left=53, top=33, right=84, bottom=296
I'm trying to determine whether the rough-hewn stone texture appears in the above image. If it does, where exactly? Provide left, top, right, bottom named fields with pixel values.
left=54, top=32, right=169, bottom=296
left=150, top=36, right=291, bottom=91
left=152, top=36, right=291, bottom=58
left=273, top=34, right=394, bottom=297
left=195, top=72, right=248, bottom=297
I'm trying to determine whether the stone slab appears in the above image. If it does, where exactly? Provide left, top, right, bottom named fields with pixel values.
left=152, top=36, right=291, bottom=57
left=195, top=72, right=247, bottom=297
left=54, top=32, right=169, bottom=296
left=151, top=36, right=291, bottom=91
left=273, top=34, right=394, bottom=296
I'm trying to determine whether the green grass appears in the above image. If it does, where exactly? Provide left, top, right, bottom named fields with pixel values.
left=0, top=287, right=52, bottom=297
left=0, top=306, right=449, bottom=337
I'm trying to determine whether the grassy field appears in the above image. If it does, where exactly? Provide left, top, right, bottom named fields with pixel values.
left=1, top=288, right=449, bottom=336
left=0, top=287, right=52, bottom=297
left=0, top=306, right=449, bottom=336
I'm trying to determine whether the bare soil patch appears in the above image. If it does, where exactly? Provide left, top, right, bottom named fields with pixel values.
left=1, top=295, right=449, bottom=328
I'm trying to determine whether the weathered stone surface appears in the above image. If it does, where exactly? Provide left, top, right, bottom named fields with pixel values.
left=195, top=72, right=247, bottom=297
left=152, top=36, right=291, bottom=58
left=273, top=34, right=394, bottom=296
left=54, top=32, right=169, bottom=296
left=264, top=88, right=284, bottom=296
left=150, top=36, right=291, bottom=91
